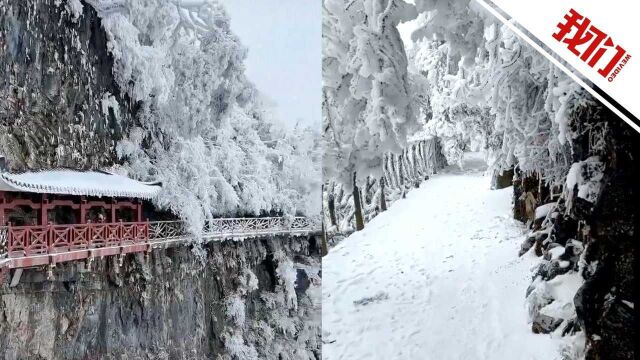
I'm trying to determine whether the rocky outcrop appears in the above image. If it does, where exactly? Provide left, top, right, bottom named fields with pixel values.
left=491, top=167, right=513, bottom=190
left=532, top=313, right=563, bottom=334
left=572, top=111, right=637, bottom=360
left=0, top=0, right=134, bottom=170
left=519, top=104, right=637, bottom=359
left=0, top=236, right=322, bottom=359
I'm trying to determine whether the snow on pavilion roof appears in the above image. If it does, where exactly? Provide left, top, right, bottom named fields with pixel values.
left=0, top=169, right=161, bottom=199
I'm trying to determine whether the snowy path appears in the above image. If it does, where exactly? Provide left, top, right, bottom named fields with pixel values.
left=322, top=153, right=563, bottom=360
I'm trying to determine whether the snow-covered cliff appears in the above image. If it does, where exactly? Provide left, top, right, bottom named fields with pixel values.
left=0, top=1, right=321, bottom=359
left=0, top=236, right=322, bottom=359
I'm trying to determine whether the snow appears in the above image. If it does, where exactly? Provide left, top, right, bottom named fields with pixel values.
left=0, top=170, right=160, bottom=199
left=275, top=255, right=298, bottom=311
left=535, top=202, right=556, bottom=220
left=100, top=92, right=121, bottom=121
left=540, top=272, right=583, bottom=319
left=558, top=260, right=571, bottom=269
left=323, top=153, right=565, bottom=359
left=65, top=0, right=84, bottom=21
left=548, top=246, right=565, bottom=260
left=565, top=156, right=604, bottom=204
left=223, top=330, right=259, bottom=360
left=225, top=294, right=246, bottom=327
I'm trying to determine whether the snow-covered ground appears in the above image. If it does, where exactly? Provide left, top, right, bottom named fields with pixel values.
left=322, top=153, right=565, bottom=360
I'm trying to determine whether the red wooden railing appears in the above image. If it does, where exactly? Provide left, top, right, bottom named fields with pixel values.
left=6, top=222, right=149, bottom=257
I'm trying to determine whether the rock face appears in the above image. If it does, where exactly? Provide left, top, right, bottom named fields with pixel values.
left=0, top=0, right=133, bottom=170
left=491, top=167, right=513, bottom=190
left=573, top=113, right=637, bottom=360
left=531, top=313, right=563, bottom=334
left=519, top=104, right=637, bottom=359
left=0, top=236, right=322, bottom=359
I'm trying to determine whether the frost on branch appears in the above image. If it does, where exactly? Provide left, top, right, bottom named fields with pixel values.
left=217, top=240, right=321, bottom=359
left=323, top=0, right=419, bottom=188
left=407, top=0, right=579, bottom=185
left=85, top=0, right=320, bottom=234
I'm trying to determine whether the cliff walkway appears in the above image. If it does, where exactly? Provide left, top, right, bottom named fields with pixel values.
left=0, top=217, right=319, bottom=280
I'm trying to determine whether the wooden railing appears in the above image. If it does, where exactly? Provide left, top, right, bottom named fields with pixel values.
left=4, top=222, right=149, bottom=257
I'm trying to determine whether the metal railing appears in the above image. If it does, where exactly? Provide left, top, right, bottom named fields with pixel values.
left=149, top=217, right=316, bottom=240
left=0, top=226, right=7, bottom=260
left=204, top=217, right=315, bottom=237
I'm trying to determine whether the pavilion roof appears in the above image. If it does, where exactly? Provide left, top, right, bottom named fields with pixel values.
left=0, top=169, right=161, bottom=199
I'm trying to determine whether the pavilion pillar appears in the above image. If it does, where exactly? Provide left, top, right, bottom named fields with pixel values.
left=40, top=195, right=49, bottom=225
left=111, top=199, right=117, bottom=223
left=80, top=196, right=87, bottom=224
left=0, top=192, right=5, bottom=225
left=136, top=200, right=143, bottom=222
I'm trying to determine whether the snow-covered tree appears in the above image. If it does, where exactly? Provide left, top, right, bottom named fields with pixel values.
left=85, top=0, right=320, bottom=234
left=323, top=0, right=419, bottom=186
left=323, top=0, right=420, bottom=230
left=408, top=0, right=574, bottom=184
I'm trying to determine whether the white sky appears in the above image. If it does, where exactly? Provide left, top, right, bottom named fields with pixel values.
left=221, top=1, right=321, bottom=129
